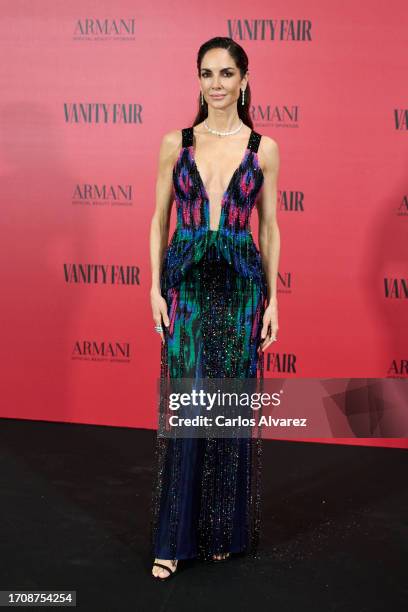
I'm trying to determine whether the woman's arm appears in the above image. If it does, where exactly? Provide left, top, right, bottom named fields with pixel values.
left=256, top=136, right=281, bottom=351
left=149, top=129, right=181, bottom=342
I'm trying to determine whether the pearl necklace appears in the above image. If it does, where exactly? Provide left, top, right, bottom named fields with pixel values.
left=203, top=119, right=244, bottom=137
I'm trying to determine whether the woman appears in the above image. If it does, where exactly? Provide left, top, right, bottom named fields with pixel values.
left=149, top=36, right=280, bottom=580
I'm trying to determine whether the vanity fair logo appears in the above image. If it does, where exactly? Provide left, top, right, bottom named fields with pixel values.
left=265, top=352, right=297, bottom=374
left=227, top=19, right=312, bottom=41
left=278, top=271, right=292, bottom=294
left=387, top=359, right=408, bottom=378
left=384, top=278, right=408, bottom=299
left=63, top=264, right=140, bottom=285
left=253, top=104, right=300, bottom=128
left=73, top=18, right=136, bottom=40
left=394, top=108, right=408, bottom=130
left=397, top=195, right=408, bottom=216
left=279, top=190, right=304, bottom=212
left=72, top=340, right=130, bottom=362
left=63, top=103, right=142, bottom=124
left=72, top=183, right=133, bottom=207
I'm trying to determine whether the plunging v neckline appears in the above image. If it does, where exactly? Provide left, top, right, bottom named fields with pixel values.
left=190, top=128, right=253, bottom=232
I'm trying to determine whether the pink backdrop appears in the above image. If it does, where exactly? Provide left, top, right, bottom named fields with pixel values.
left=1, top=1, right=407, bottom=449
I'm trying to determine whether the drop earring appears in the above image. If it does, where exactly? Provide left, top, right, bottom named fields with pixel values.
left=201, top=91, right=204, bottom=106
left=241, top=88, right=245, bottom=106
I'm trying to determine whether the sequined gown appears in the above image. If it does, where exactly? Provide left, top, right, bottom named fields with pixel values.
left=150, top=126, right=267, bottom=561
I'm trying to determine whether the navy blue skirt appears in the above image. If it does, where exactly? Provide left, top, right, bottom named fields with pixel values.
left=150, top=232, right=265, bottom=561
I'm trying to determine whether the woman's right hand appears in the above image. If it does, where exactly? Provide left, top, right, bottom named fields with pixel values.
left=150, top=288, right=170, bottom=344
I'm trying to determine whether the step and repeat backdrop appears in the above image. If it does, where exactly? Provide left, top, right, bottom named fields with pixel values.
left=1, top=1, right=406, bottom=448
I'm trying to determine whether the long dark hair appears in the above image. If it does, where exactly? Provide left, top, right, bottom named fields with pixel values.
left=191, top=37, right=254, bottom=130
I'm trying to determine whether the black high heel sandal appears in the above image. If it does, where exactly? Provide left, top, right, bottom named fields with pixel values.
left=152, top=560, right=178, bottom=580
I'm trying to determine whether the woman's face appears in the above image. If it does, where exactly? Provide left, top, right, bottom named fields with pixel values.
left=199, top=48, right=248, bottom=108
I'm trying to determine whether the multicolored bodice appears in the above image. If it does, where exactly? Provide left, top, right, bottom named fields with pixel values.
left=160, top=126, right=267, bottom=296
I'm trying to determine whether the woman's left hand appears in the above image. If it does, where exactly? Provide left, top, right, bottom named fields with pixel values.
left=259, top=299, right=279, bottom=352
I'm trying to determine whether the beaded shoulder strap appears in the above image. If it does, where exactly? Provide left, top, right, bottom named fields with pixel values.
left=182, top=127, right=194, bottom=148
left=248, top=130, right=262, bottom=153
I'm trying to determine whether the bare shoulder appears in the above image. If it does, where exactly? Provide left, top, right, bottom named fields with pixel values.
left=257, top=134, right=280, bottom=174
left=162, top=128, right=183, bottom=149
left=158, top=128, right=183, bottom=168
left=259, top=134, right=279, bottom=154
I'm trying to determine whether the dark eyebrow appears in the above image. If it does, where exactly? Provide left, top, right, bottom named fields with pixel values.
left=200, top=67, right=236, bottom=72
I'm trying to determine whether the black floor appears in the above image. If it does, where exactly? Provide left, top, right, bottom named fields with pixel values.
left=0, top=418, right=406, bottom=611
